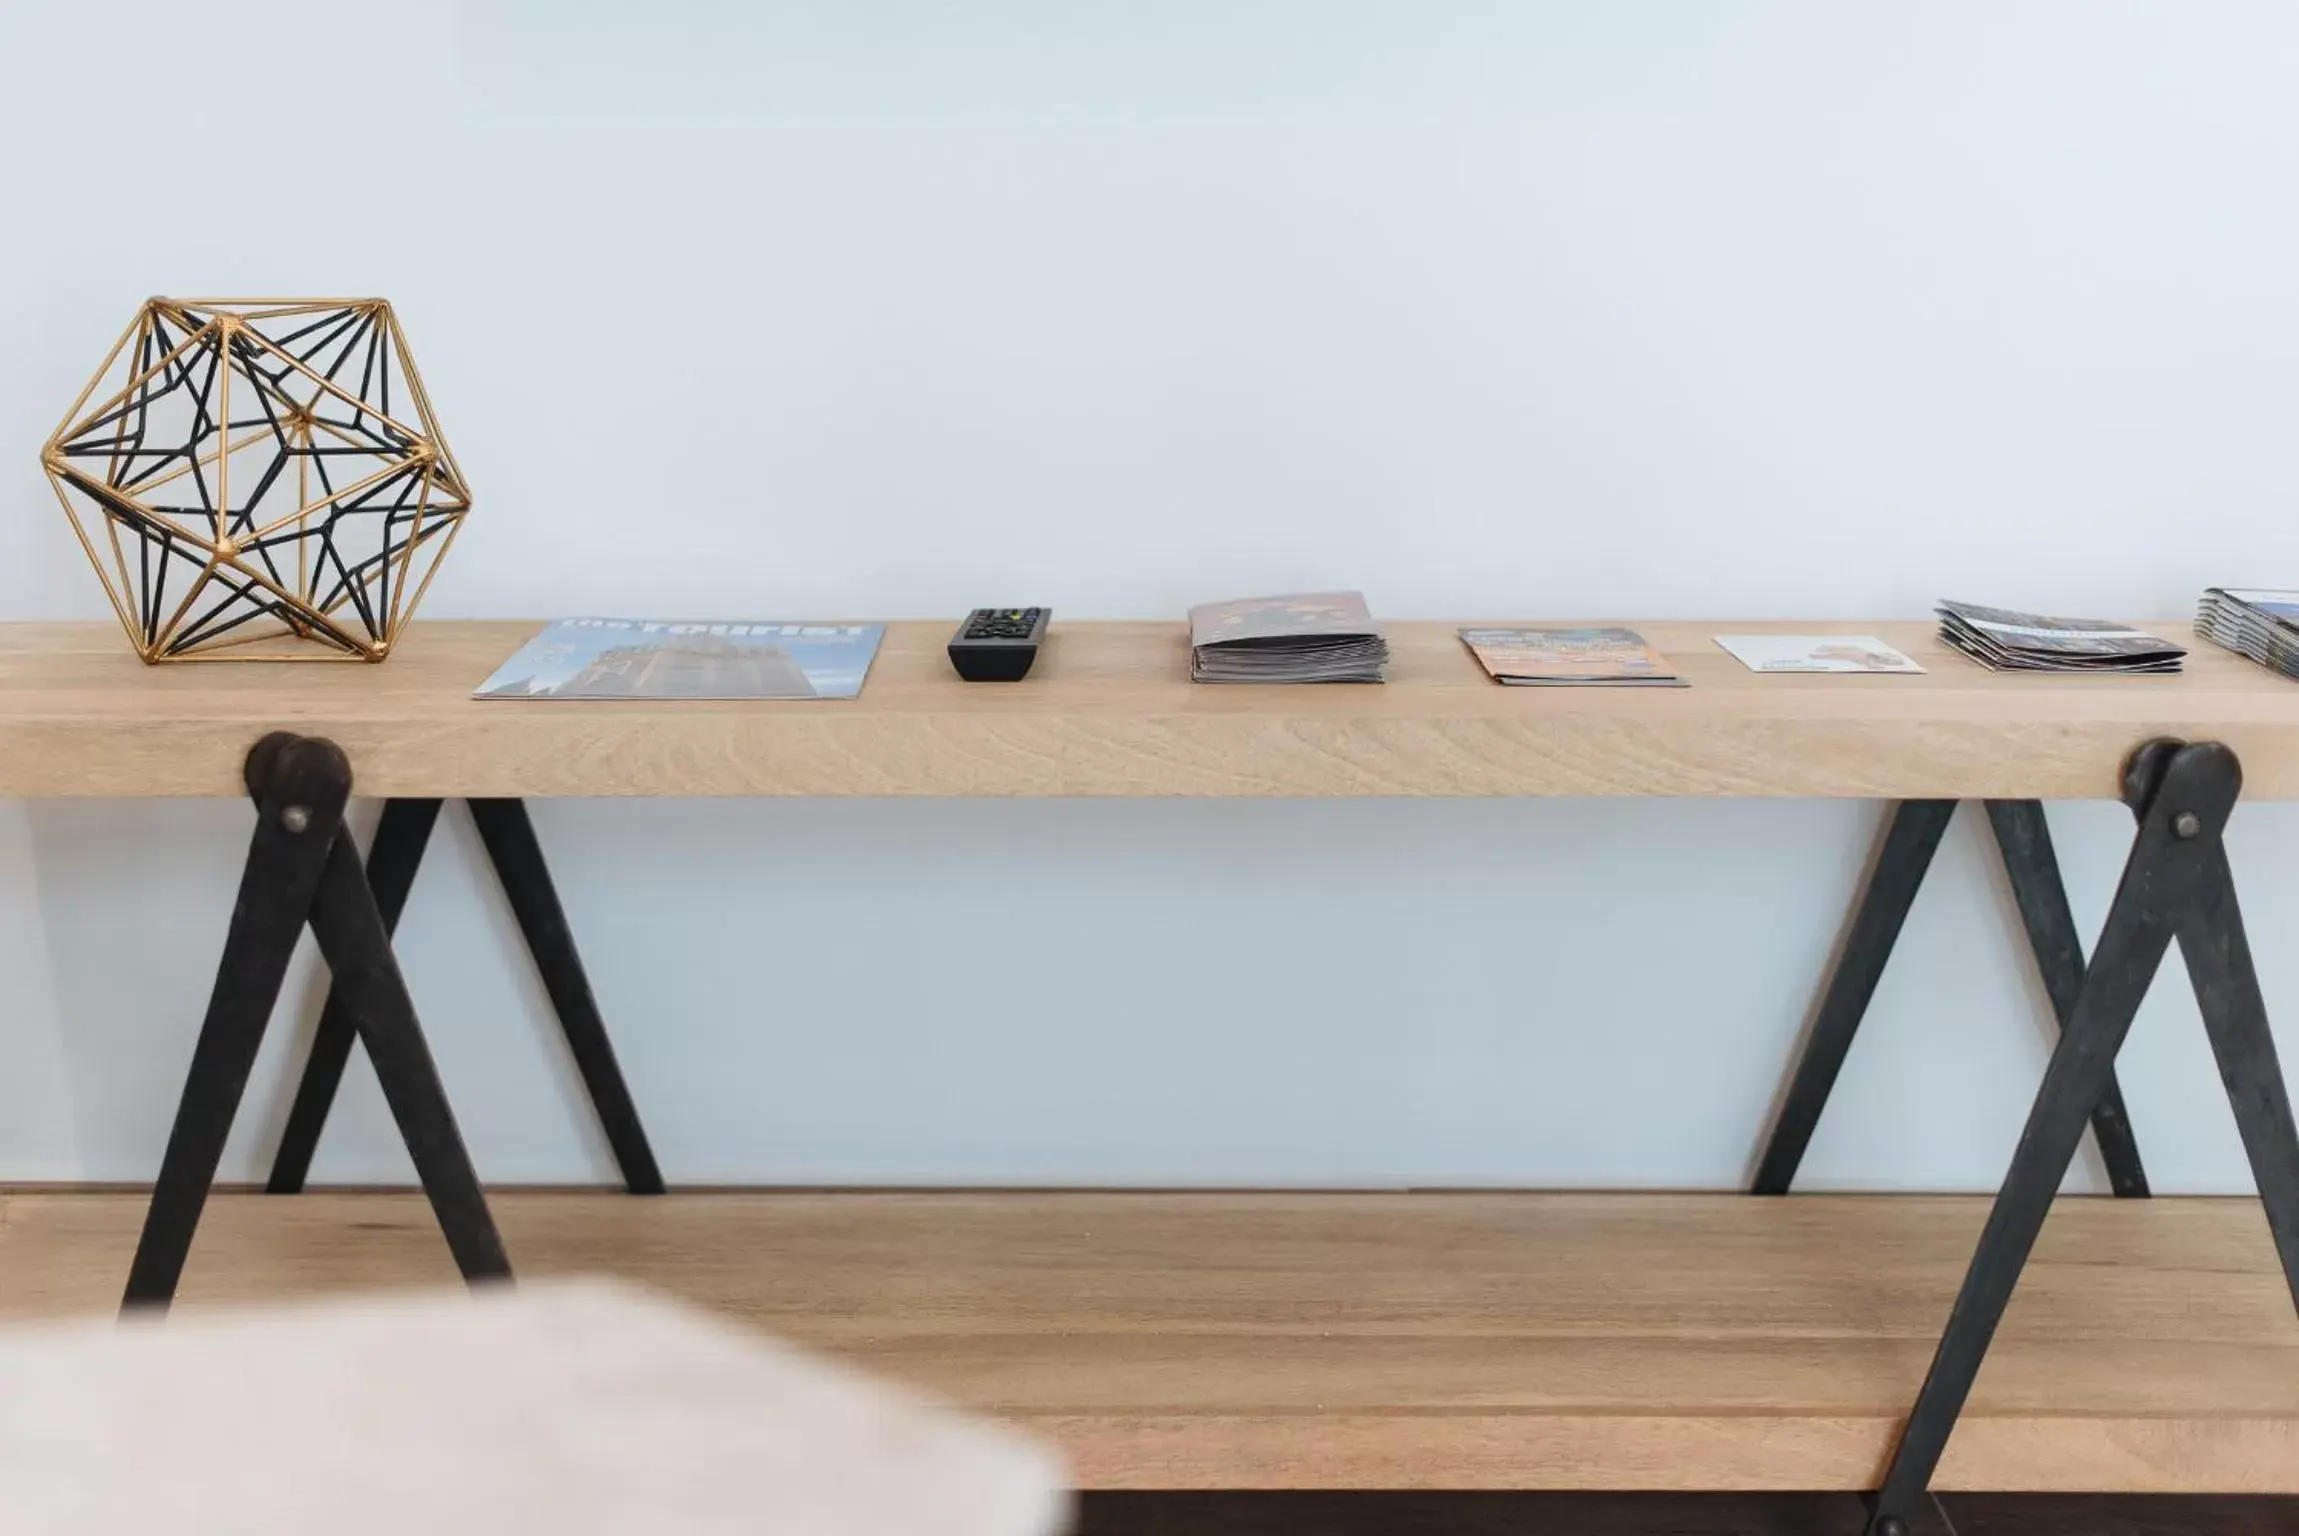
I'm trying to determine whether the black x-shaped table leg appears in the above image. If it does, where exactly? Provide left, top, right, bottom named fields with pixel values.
left=1755, top=796, right=2150, bottom=1197
left=264, top=795, right=663, bottom=1197
left=1859, top=740, right=2299, bottom=1535
left=123, top=734, right=510, bottom=1310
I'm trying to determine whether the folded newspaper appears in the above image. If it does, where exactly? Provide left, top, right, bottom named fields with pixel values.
left=1187, top=592, right=1388, bottom=683
left=2196, top=588, right=2299, bottom=681
left=1936, top=601, right=2184, bottom=675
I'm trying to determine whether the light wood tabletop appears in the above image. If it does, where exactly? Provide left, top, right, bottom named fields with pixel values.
left=0, top=619, right=2289, bottom=799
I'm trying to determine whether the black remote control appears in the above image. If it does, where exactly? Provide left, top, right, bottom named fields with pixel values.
left=949, top=607, right=1049, bottom=682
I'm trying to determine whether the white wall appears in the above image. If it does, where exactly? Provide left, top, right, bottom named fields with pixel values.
left=1, top=0, right=2295, bottom=1190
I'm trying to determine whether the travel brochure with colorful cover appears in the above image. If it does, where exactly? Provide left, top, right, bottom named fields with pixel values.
left=474, top=619, right=885, bottom=700
left=1713, top=635, right=1925, bottom=674
left=1457, top=627, right=1684, bottom=686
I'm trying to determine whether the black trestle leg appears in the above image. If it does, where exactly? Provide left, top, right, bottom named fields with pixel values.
left=123, top=736, right=354, bottom=1311
left=1983, top=799, right=2151, bottom=1198
left=467, top=798, right=664, bottom=1194
left=302, top=821, right=508, bottom=1283
left=265, top=796, right=665, bottom=1196
left=1863, top=743, right=2245, bottom=1536
left=2177, top=841, right=2299, bottom=1309
left=266, top=797, right=443, bottom=1193
left=129, top=739, right=510, bottom=1310
left=1754, top=798, right=1957, bottom=1195
left=1760, top=797, right=2157, bottom=1199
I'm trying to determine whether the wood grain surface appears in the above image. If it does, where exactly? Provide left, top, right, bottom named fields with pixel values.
left=0, top=619, right=2290, bottom=798
left=3, top=1190, right=2293, bottom=1493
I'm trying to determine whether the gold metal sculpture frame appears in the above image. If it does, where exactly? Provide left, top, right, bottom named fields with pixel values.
left=41, top=297, right=470, bottom=662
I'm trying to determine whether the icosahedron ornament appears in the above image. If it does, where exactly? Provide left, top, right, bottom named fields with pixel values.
left=42, top=297, right=470, bottom=661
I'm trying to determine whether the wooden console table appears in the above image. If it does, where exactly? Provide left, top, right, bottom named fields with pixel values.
left=2, top=618, right=2295, bottom=1536
left=12, top=618, right=2299, bottom=800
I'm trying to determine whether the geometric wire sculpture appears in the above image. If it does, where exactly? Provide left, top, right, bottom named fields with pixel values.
left=40, top=297, right=470, bottom=661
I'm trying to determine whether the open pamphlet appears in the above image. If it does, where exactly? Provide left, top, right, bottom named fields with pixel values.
left=1936, top=600, right=2184, bottom=674
left=474, top=619, right=885, bottom=700
left=1457, top=627, right=1685, bottom=686
left=1713, top=635, right=1925, bottom=674
left=1188, top=592, right=1389, bottom=683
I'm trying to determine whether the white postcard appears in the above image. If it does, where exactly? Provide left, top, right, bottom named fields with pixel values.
left=1714, top=635, right=1926, bottom=674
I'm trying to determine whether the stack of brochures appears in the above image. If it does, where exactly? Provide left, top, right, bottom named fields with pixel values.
left=1188, top=592, right=1389, bottom=683
left=1458, top=627, right=1685, bottom=686
left=2196, top=588, right=2299, bottom=680
left=1936, top=600, right=2184, bottom=675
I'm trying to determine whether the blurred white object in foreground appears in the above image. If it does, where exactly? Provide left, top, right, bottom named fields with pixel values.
left=0, top=1280, right=1068, bottom=1536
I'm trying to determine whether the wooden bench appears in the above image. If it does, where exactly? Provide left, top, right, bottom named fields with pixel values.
left=2, top=617, right=2294, bottom=1536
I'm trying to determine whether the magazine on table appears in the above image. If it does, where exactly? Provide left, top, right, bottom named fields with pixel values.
left=2196, top=588, right=2299, bottom=681
left=1187, top=591, right=1388, bottom=683
left=474, top=619, right=885, bottom=700
left=1936, top=600, right=2183, bottom=674
left=1457, top=627, right=1685, bottom=686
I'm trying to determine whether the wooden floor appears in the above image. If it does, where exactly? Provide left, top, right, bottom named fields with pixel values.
left=2, top=1190, right=2295, bottom=1496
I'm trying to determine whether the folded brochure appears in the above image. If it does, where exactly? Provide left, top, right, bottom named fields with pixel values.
left=1714, top=635, right=1924, bottom=674
left=1458, top=627, right=1685, bottom=686
left=475, top=619, right=884, bottom=700
left=1188, top=591, right=1388, bottom=683
left=2196, top=588, right=2299, bottom=680
left=1936, top=600, right=2183, bottom=674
